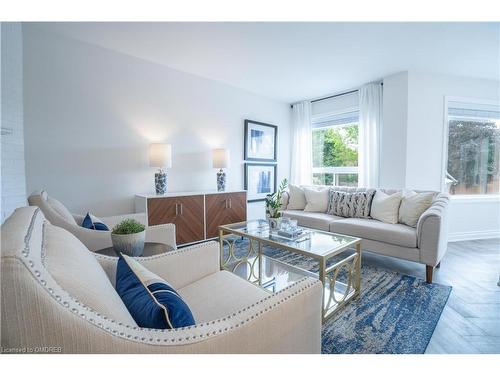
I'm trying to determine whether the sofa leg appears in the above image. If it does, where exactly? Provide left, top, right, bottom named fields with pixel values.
left=426, top=265, right=434, bottom=284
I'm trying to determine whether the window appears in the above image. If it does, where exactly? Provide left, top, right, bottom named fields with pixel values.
left=312, top=110, right=359, bottom=186
left=445, top=99, right=500, bottom=195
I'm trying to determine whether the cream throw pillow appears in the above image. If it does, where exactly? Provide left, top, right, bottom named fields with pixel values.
left=47, top=196, right=77, bottom=225
left=370, top=191, right=402, bottom=224
left=304, top=187, right=329, bottom=212
left=44, top=224, right=137, bottom=325
left=399, top=191, right=434, bottom=227
left=287, top=184, right=307, bottom=210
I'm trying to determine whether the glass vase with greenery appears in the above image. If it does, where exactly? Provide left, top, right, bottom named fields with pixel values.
left=265, top=179, right=288, bottom=228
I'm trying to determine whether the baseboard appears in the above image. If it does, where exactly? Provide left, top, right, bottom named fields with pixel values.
left=448, top=230, right=500, bottom=242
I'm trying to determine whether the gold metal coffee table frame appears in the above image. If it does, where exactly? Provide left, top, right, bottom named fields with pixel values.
left=218, top=221, right=362, bottom=322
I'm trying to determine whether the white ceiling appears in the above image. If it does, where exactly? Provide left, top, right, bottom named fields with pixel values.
left=33, top=22, right=500, bottom=103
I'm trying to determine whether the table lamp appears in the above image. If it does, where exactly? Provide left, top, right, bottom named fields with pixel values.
left=149, top=143, right=172, bottom=194
left=212, top=148, right=229, bottom=192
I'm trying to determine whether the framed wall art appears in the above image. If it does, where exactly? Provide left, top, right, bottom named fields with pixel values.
left=244, top=163, right=277, bottom=202
left=244, top=119, right=277, bottom=162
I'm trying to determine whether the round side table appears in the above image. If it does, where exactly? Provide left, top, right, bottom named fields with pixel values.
left=95, top=242, right=174, bottom=257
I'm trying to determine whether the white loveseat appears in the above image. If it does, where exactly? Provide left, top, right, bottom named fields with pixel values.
left=281, top=187, right=450, bottom=283
left=28, top=190, right=176, bottom=252
left=1, top=207, right=322, bottom=354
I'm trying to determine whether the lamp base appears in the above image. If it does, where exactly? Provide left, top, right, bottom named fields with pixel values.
left=216, top=169, right=226, bottom=192
left=155, top=171, right=167, bottom=194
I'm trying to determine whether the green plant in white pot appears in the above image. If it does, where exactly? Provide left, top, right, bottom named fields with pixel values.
left=265, top=178, right=288, bottom=230
left=111, top=219, right=146, bottom=257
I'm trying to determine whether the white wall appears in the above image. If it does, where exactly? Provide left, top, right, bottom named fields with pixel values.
left=23, top=26, right=291, bottom=219
left=382, top=71, right=500, bottom=240
left=1, top=23, right=27, bottom=224
left=447, top=196, right=500, bottom=241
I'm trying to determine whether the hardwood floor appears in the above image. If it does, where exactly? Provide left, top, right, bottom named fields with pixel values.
left=360, top=238, right=500, bottom=354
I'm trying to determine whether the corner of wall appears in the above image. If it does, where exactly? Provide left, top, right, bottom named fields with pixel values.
left=1, top=22, right=27, bottom=224
left=379, top=71, right=409, bottom=189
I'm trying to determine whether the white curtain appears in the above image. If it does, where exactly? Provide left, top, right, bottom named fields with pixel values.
left=290, top=101, right=312, bottom=186
left=358, top=83, right=382, bottom=188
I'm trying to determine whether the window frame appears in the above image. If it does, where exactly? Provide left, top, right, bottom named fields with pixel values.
left=441, top=96, right=500, bottom=199
left=311, top=107, right=360, bottom=187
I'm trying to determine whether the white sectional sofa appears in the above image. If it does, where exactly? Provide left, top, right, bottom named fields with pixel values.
left=1, top=207, right=323, bottom=353
left=281, top=187, right=450, bottom=283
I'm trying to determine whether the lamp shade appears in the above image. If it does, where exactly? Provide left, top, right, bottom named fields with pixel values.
left=149, top=143, right=172, bottom=168
left=212, top=148, right=229, bottom=169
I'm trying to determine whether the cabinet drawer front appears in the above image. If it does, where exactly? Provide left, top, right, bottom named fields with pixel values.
left=147, top=197, right=177, bottom=226
left=206, top=192, right=247, bottom=238
left=175, top=195, right=205, bottom=244
left=226, top=192, right=247, bottom=222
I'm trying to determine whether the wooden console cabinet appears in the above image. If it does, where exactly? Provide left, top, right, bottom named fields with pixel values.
left=135, top=191, right=247, bottom=245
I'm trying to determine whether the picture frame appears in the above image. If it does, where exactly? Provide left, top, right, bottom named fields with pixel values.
left=244, top=119, right=277, bottom=162
left=244, top=163, right=277, bottom=202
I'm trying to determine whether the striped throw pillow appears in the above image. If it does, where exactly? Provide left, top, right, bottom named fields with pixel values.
left=327, top=189, right=376, bottom=218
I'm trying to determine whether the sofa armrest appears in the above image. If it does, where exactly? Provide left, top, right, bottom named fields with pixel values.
left=144, top=223, right=176, bottom=249
left=416, top=193, right=450, bottom=266
left=56, top=220, right=113, bottom=252
left=96, top=240, right=220, bottom=289
left=101, top=213, right=147, bottom=228
left=74, top=213, right=147, bottom=229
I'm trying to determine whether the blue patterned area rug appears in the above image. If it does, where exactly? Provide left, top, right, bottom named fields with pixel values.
left=225, top=238, right=452, bottom=354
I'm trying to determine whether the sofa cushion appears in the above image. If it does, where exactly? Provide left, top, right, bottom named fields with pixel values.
left=303, top=187, right=329, bottom=212
left=399, top=191, right=434, bottom=228
left=116, top=254, right=195, bottom=329
left=370, top=190, right=402, bottom=224
left=44, top=224, right=137, bottom=325
left=329, top=218, right=417, bottom=248
left=178, top=270, right=269, bottom=323
left=287, top=184, right=307, bottom=210
left=282, top=210, right=344, bottom=231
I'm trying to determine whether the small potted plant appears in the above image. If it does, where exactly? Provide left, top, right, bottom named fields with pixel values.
left=111, top=219, right=146, bottom=257
left=265, top=178, right=288, bottom=230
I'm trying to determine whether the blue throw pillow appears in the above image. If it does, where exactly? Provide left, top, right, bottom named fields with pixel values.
left=116, top=253, right=195, bottom=329
left=82, top=213, right=109, bottom=231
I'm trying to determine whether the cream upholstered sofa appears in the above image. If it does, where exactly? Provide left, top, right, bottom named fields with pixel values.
left=28, top=190, right=176, bottom=252
left=281, top=187, right=450, bottom=283
left=1, top=207, right=322, bottom=354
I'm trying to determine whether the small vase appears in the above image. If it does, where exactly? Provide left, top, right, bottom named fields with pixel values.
left=268, top=217, right=282, bottom=231
left=111, top=231, right=146, bottom=257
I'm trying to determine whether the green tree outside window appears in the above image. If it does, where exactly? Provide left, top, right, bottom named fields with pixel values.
left=312, top=124, right=359, bottom=186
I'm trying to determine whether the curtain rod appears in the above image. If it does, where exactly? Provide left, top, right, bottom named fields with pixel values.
left=310, top=89, right=358, bottom=103
left=290, top=82, right=383, bottom=108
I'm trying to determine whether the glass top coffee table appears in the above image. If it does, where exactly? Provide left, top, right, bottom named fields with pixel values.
left=218, top=220, right=362, bottom=322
